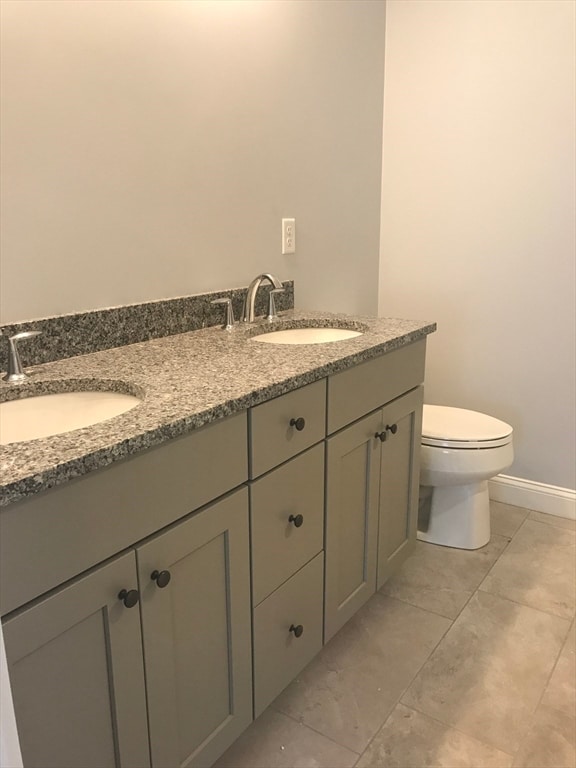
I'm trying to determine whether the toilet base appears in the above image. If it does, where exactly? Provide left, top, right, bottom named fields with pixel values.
left=417, top=480, right=490, bottom=550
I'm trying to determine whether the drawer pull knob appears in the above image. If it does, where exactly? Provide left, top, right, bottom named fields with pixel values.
left=376, top=423, right=398, bottom=442
left=289, top=513, right=304, bottom=528
left=290, top=417, right=306, bottom=431
left=118, top=589, right=140, bottom=608
left=289, top=623, right=304, bottom=638
left=151, top=569, right=172, bottom=588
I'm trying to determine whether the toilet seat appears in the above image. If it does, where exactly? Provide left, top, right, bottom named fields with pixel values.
left=422, top=405, right=513, bottom=450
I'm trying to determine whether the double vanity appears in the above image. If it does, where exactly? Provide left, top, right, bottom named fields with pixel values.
left=0, top=305, right=435, bottom=768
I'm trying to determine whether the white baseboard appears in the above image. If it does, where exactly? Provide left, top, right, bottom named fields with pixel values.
left=489, top=475, right=576, bottom=520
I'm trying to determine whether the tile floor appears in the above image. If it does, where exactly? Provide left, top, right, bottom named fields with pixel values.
left=214, top=502, right=576, bottom=768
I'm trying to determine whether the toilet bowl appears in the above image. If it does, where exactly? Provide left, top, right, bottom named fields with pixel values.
left=418, top=405, right=513, bottom=550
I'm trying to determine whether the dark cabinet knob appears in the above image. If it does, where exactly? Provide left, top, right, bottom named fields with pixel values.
left=289, top=513, right=304, bottom=528
left=375, top=423, right=398, bottom=442
left=290, top=417, right=306, bottom=431
left=289, top=623, right=304, bottom=638
left=151, top=569, right=171, bottom=588
left=118, top=589, right=139, bottom=608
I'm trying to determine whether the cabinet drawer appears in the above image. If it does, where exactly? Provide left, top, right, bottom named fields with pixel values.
left=327, top=339, right=426, bottom=434
left=251, top=444, right=324, bottom=605
left=249, top=380, right=327, bottom=478
left=253, top=553, right=324, bottom=717
left=0, top=412, right=248, bottom=616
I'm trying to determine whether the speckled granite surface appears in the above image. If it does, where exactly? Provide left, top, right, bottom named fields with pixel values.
left=0, top=311, right=436, bottom=507
left=0, top=282, right=294, bottom=370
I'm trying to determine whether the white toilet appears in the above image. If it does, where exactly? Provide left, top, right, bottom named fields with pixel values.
left=418, top=405, right=513, bottom=550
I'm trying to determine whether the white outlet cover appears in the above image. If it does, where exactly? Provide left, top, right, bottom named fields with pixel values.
left=282, top=218, right=296, bottom=255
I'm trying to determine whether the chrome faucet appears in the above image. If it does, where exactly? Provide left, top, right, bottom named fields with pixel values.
left=2, top=330, right=42, bottom=383
left=241, top=273, right=283, bottom=323
left=210, top=297, right=235, bottom=331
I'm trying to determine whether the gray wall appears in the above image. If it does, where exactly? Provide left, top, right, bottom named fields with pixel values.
left=379, top=0, right=576, bottom=490
left=0, top=0, right=385, bottom=323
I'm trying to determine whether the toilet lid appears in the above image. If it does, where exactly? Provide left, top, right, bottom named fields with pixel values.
left=422, top=405, right=513, bottom=449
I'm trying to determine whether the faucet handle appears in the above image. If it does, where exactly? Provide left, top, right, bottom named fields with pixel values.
left=210, top=298, right=235, bottom=331
left=3, top=330, right=42, bottom=383
left=8, top=330, right=42, bottom=342
left=266, top=288, right=284, bottom=322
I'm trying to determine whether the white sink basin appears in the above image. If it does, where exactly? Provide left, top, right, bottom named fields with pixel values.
left=252, top=327, right=362, bottom=345
left=0, top=391, right=141, bottom=445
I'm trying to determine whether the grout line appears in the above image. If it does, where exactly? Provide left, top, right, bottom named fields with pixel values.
left=476, top=584, right=575, bottom=622
left=476, top=542, right=512, bottom=590
left=440, top=529, right=520, bottom=622
left=397, top=702, right=516, bottom=761
left=270, top=704, right=361, bottom=758
left=508, top=615, right=574, bottom=766
left=478, top=519, right=576, bottom=621
left=527, top=509, right=576, bottom=531
left=350, top=708, right=393, bottom=768
left=373, top=588, right=458, bottom=621
left=378, top=531, right=514, bottom=625
left=524, top=518, right=576, bottom=540
left=352, top=599, right=457, bottom=766
left=476, top=517, right=525, bottom=590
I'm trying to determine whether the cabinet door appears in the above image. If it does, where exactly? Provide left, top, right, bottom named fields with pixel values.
left=136, top=488, right=252, bottom=768
left=2, top=552, right=149, bottom=768
left=324, top=411, right=381, bottom=642
left=377, top=387, right=423, bottom=589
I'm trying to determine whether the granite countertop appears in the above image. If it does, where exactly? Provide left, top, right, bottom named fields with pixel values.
left=0, top=311, right=436, bottom=507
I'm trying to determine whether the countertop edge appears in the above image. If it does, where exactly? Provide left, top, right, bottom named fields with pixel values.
left=1, top=318, right=436, bottom=507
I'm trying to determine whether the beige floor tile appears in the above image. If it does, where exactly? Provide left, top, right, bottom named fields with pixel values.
left=480, top=519, right=576, bottom=619
left=401, top=591, right=570, bottom=754
left=357, top=704, right=513, bottom=768
left=212, top=708, right=358, bottom=768
left=272, top=594, right=451, bottom=754
left=512, top=703, right=576, bottom=768
left=380, top=535, right=509, bottom=619
left=528, top=509, right=576, bottom=532
left=541, top=619, right=576, bottom=714
left=490, top=502, right=529, bottom=538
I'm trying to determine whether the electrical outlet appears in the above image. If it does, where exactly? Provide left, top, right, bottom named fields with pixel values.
left=282, top=218, right=296, bottom=255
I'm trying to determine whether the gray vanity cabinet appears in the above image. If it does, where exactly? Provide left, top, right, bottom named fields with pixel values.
left=136, top=488, right=252, bottom=768
left=2, top=551, right=150, bottom=768
left=1, top=338, right=428, bottom=768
